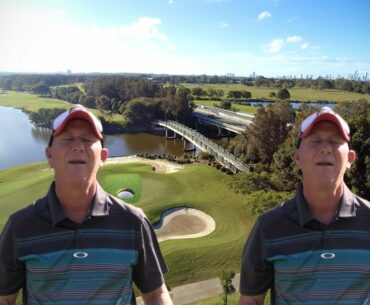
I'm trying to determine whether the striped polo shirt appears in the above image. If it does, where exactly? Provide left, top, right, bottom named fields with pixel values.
left=240, top=184, right=370, bottom=305
left=0, top=182, right=167, bottom=305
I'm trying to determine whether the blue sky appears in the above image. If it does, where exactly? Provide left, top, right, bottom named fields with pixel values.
left=0, top=0, right=369, bottom=78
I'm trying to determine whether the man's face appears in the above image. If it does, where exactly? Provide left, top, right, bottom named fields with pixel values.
left=45, top=119, right=109, bottom=185
left=294, top=121, right=356, bottom=186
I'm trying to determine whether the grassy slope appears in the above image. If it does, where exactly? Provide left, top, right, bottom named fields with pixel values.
left=0, top=162, right=255, bottom=290
left=187, top=292, right=271, bottom=305
left=0, top=90, right=125, bottom=124
left=183, top=83, right=369, bottom=103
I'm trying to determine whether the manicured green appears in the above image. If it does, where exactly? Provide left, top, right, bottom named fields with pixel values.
left=0, top=90, right=125, bottom=124
left=0, top=161, right=255, bottom=290
left=183, top=83, right=368, bottom=103
left=99, top=172, right=141, bottom=203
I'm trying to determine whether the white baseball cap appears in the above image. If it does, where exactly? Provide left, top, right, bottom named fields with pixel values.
left=299, top=107, right=350, bottom=142
left=52, top=104, right=103, bottom=139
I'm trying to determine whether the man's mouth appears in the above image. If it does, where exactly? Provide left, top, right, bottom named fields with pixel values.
left=316, top=162, right=333, bottom=166
left=68, top=160, right=87, bottom=164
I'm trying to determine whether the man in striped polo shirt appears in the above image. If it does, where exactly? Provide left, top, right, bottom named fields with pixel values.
left=0, top=105, right=172, bottom=305
left=239, top=107, right=370, bottom=305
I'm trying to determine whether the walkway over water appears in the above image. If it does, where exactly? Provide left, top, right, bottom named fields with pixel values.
left=157, top=120, right=249, bottom=173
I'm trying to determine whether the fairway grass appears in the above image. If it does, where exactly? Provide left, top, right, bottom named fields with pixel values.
left=0, top=161, right=255, bottom=290
left=0, top=90, right=125, bottom=124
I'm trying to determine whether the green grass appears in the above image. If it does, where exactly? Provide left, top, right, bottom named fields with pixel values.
left=186, top=292, right=271, bottom=305
left=187, top=293, right=240, bottom=305
left=99, top=172, right=141, bottom=203
left=0, top=162, right=255, bottom=291
left=0, top=90, right=125, bottom=124
left=183, top=83, right=369, bottom=103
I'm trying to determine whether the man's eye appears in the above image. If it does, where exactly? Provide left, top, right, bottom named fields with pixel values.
left=329, top=140, right=341, bottom=145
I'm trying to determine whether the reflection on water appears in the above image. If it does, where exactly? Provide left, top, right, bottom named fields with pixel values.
left=0, top=106, right=198, bottom=170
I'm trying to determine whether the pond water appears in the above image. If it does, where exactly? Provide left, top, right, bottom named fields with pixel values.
left=0, top=106, right=202, bottom=170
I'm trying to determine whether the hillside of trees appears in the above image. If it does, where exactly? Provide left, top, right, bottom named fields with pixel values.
left=228, top=99, right=369, bottom=206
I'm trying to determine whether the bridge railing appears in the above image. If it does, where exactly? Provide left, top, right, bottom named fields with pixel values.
left=158, top=120, right=249, bottom=172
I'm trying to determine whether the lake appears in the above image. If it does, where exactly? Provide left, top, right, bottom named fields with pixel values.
left=0, top=106, right=202, bottom=170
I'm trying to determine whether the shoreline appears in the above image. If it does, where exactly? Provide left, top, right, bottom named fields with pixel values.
left=105, top=155, right=185, bottom=173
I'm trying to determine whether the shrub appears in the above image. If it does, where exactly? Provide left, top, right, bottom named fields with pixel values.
left=245, top=191, right=293, bottom=215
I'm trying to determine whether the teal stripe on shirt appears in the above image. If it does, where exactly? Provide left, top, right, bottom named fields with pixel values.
left=268, top=249, right=370, bottom=305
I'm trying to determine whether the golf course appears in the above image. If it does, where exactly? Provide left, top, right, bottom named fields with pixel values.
left=0, top=158, right=256, bottom=297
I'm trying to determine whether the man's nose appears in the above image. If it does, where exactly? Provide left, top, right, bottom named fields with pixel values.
left=71, top=138, right=85, bottom=151
left=319, top=141, right=333, bottom=153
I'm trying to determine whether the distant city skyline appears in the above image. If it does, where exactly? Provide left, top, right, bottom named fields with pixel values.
left=0, top=0, right=369, bottom=78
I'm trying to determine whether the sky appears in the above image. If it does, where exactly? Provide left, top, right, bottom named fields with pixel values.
left=0, top=0, right=369, bottom=78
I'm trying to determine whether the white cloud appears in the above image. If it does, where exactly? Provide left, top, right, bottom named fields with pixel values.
left=286, top=36, right=302, bottom=43
left=264, top=38, right=285, bottom=53
left=301, top=42, right=309, bottom=50
left=219, top=22, right=230, bottom=28
left=118, top=17, right=168, bottom=41
left=257, top=11, right=272, bottom=21
left=166, top=44, right=177, bottom=51
left=264, top=36, right=308, bottom=53
left=0, top=3, right=172, bottom=73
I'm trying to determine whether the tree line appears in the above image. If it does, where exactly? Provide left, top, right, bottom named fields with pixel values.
left=228, top=99, right=369, bottom=209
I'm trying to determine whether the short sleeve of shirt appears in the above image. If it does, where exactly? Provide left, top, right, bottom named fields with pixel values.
left=0, top=218, right=25, bottom=295
left=239, top=219, right=273, bottom=295
left=133, top=216, right=168, bottom=293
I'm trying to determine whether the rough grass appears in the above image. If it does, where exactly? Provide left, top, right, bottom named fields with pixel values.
left=0, top=162, right=255, bottom=291
left=183, top=83, right=369, bottom=103
left=0, top=90, right=125, bottom=124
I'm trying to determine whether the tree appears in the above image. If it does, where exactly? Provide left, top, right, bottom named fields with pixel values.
left=245, top=101, right=295, bottom=164
left=123, top=98, right=162, bottom=126
left=29, top=108, right=66, bottom=128
left=208, top=88, right=224, bottom=100
left=220, top=100, right=232, bottom=110
left=241, top=90, right=252, bottom=99
left=271, top=135, right=301, bottom=191
left=96, top=95, right=111, bottom=112
left=217, top=269, right=235, bottom=305
left=276, top=88, right=290, bottom=100
left=227, top=90, right=242, bottom=100
left=191, top=87, right=206, bottom=99
left=345, top=115, right=370, bottom=199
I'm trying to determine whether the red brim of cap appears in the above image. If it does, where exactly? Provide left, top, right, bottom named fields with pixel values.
left=300, top=112, right=350, bottom=141
left=53, top=111, right=103, bottom=139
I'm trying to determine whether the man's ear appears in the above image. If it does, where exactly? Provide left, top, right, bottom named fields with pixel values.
left=347, top=150, right=356, bottom=168
left=100, top=148, right=109, bottom=165
left=45, top=147, right=53, bottom=168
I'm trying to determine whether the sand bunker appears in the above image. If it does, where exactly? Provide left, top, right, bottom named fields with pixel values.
left=154, top=208, right=216, bottom=242
left=105, top=156, right=214, bottom=241
left=105, top=156, right=184, bottom=173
